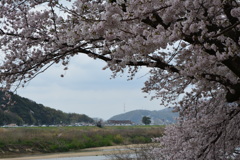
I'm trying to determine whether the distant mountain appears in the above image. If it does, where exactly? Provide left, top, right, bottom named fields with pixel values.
left=108, top=108, right=179, bottom=125
left=0, top=91, right=94, bottom=126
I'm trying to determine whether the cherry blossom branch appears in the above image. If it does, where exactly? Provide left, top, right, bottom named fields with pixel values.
left=212, top=21, right=240, bottom=38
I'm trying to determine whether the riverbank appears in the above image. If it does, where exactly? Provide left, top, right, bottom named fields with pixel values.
left=0, top=145, right=138, bottom=160
left=0, top=125, right=164, bottom=158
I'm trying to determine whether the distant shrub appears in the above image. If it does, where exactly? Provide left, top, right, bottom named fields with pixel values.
left=131, top=136, right=151, bottom=143
left=113, top=134, right=124, bottom=144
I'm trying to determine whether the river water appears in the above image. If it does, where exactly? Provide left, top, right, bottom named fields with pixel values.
left=37, top=155, right=107, bottom=160
left=2, top=145, right=137, bottom=160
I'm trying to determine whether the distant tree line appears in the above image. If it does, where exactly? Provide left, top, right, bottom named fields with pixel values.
left=0, top=92, right=94, bottom=126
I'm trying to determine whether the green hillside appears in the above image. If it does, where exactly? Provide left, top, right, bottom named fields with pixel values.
left=109, top=108, right=179, bottom=124
left=0, top=92, right=94, bottom=126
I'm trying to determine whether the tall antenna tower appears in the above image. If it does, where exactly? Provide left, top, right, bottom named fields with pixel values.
left=124, top=103, right=126, bottom=113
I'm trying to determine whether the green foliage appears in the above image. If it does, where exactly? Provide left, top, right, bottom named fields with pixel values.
left=142, top=116, right=151, bottom=125
left=68, top=113, right=94, bottom=124
left=131, top=136, right=151, bottom=143
left=0, top=91, right=94, bottom=125
left=0, top=110, right=24, bottom=126
left=113, top=134, right=124, bottom=144
left=0, top=141, right=4, bottom=148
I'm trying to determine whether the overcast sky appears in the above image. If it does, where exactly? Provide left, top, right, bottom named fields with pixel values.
left=17, top=54, right=165, bottom=120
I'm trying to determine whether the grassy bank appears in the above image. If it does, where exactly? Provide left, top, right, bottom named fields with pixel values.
left=0, top=125, right=164, bottom=157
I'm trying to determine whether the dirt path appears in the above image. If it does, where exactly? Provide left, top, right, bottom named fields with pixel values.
left=0, top=145, right=137, bottom=160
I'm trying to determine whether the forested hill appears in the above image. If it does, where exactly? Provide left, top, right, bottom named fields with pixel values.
left=109, top=108, right=179, bottom=125
left=0, top=92, right=94, bottom=126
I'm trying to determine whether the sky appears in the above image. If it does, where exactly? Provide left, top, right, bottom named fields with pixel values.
left=17, top=54, right=165, bottom=120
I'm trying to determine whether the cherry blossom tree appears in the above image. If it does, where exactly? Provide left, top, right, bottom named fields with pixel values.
left=1, top=0, right=240, bottom=159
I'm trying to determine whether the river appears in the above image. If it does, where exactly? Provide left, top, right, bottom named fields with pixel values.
left=37, top=155, right=107, bottom=160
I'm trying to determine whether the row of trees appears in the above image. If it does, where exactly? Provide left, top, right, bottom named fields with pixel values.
left=0, top=0, right=240, bottom=159
left=0, top=92, right=94, bottom=126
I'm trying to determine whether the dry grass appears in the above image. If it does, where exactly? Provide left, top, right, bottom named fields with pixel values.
left=0, top=125, right=165, bottom=157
